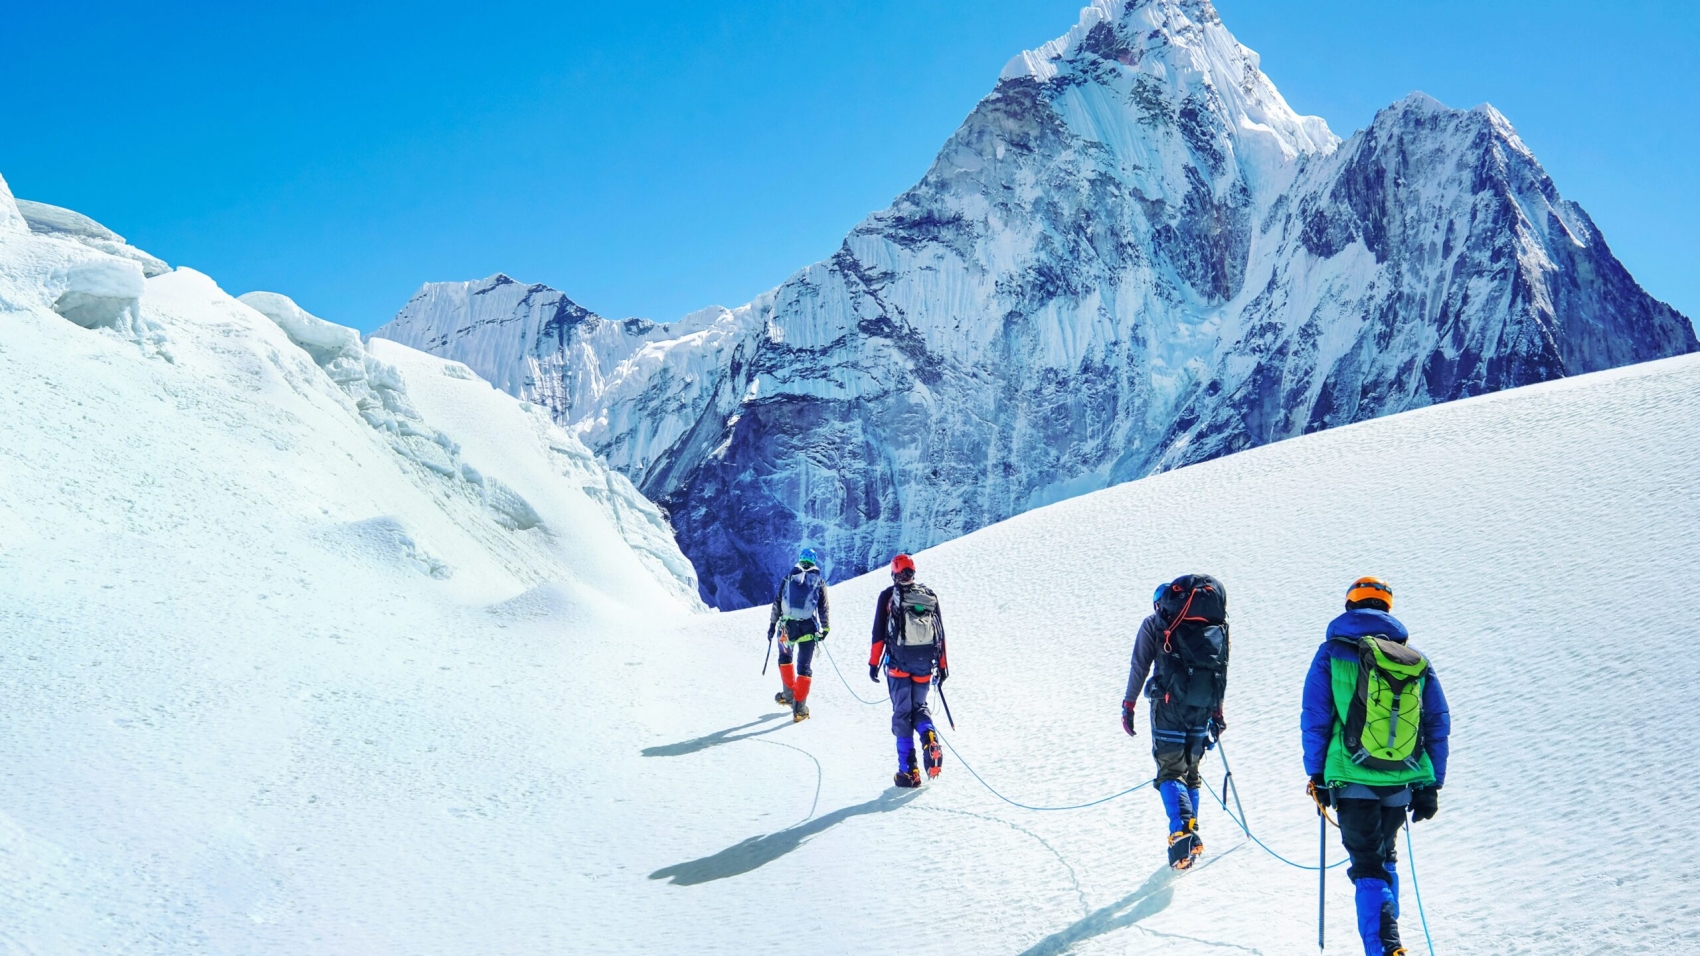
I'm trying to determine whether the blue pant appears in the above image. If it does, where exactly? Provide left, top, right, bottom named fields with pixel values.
left=776, top=637, right=815, bottom=676
left=887, top=675, right=936, bottom=771
left=1338, top=795, right=1407, bottom=956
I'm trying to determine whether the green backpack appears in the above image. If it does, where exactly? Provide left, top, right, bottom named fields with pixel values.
left=1342, top=637, right=1430, bottom=771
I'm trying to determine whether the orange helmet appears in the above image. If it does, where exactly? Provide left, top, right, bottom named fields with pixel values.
left=1345, top=576, right=1394, bottom=610
left=891, top=554, right=916, bottom=577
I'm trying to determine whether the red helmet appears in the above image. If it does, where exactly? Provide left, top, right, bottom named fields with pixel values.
left=890, top=553, right=915, bottom=576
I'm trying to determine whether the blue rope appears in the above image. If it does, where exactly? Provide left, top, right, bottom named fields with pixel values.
left=818, top=643, right=885, bottom=706
left=1202, top=778, right=1348, bottom=871
left=937, top=732, right=1156, bottom=811
left=1405, top=816, right=1437, bottom=955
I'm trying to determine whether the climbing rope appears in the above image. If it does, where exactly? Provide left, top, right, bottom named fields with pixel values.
left=1205, top=740, right=1348, bottom=871
left=937, top=731, right=1157, bottom=811
left=1406, top=817, right=1437, bottom=956
left=1202, top=777, right=1347, bottom=872
left=819, top=643, right=888, bottom=706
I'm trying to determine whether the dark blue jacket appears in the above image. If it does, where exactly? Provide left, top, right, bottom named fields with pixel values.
left=1300, top=609, right=1451, bottom=786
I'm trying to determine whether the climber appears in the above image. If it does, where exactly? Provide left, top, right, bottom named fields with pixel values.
left=1302, top=576, right=1451, bottom=956
left=1122, top=574, right=1230, bottom=870
left=868, top=554, right=948, bottom=787
left=767, top=547, right=830, bottom=722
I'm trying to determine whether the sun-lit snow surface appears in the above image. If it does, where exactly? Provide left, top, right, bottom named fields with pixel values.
left=376, top=0, right=1695, bottom=609
left=5, top=157, right=1697, bottom=950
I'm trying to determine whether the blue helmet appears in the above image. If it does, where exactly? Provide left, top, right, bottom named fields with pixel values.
left=798, top=547, right=820, bottom=568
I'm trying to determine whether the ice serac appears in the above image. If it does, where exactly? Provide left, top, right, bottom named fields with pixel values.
left=375, top=0, right=1696, bottom=609
left=0, top=173, right=26, bottom=235
left=14, top=199, right=172, bottom=277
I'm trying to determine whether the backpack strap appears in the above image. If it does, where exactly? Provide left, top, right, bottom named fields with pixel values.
left=1161, top=586, right=1200, bottom=653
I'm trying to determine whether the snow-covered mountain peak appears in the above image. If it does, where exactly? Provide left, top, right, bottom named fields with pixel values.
left=1000, top=0, right=1336, bottom=161
left=377, top=1, right=1694, bottom=609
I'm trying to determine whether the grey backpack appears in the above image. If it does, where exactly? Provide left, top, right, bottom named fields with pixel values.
left=889, top=584, right=939, bottom=647
left=779, top=566, right=822, bottom=620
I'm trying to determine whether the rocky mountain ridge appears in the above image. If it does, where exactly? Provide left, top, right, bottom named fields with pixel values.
left=376, top=0, right=1695, bottom=607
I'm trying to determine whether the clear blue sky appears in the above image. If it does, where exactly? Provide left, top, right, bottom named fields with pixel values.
left=2, top=1, right=1694, bottom=332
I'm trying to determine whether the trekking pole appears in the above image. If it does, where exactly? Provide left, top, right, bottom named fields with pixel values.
left=1213, top=738, right=1251, bottom=837
left=936, top=680, right=956, bottom=730
left=1318, top=806, right=1327, bottom=950
left=762, top=632, right=773, bottom=676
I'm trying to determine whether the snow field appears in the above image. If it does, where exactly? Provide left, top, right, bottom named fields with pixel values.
left=634, top=353, right=1700, bottom=955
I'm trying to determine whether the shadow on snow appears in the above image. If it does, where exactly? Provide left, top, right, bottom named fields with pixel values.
left=641, top=712, right=791, bottom=758
left=1017, top=844, right=1244, bottom=956
left=650, top=788, right=923, bottom=886
left=1015, top=865, right=1178, bottom=956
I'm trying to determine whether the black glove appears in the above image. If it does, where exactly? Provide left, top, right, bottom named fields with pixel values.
left=1121, top=699, right=1138, bottom=737
left=1308, top=772, right=1333, bottom=809
left=869, top=664, right=880, bottom=683
left=936, top=665, right=948, bottom=684
left=1210, top=707, right=1226, bottom=735
left=817, top=627, right=828, bottom=642
left=1409, top=786, right=1439, bottom=822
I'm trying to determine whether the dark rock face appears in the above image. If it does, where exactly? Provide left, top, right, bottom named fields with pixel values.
left=376, top=2, right=1695, bottom=610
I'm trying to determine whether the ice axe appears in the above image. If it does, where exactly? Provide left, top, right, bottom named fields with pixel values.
left=762, top=630, right=774, bottom=676
left=935, top=677, right=956, bottom=730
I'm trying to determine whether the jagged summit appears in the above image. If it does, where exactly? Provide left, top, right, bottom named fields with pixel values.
left=377, top=3, right=1694, bottom=608
left=1000, top=0, right=1337, bottom=161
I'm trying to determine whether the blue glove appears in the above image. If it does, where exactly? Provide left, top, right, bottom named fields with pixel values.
left=1121, top=699, right=1138, bottom=737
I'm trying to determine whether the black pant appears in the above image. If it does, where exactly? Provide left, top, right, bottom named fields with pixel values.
left=1337, top=798, right=1405, bottom=884
left=1149, top=702, right=1212, bottom=787
left=777, top=637, right=815, bottom=677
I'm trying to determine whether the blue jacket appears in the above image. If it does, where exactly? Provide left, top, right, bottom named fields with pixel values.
left=1300, top=609, right=1451, bottom=786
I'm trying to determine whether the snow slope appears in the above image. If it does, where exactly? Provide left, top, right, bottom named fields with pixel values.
left=633, top=352, right=1700, bottom=956
left=5, top=147, right=1696, bottom=956
left=376, top=0, right=1696, bottom=609
left=0, top=171, right=711, bottom=949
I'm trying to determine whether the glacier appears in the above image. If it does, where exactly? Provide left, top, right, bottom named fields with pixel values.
left=375, top=0, right=1695, bottom=608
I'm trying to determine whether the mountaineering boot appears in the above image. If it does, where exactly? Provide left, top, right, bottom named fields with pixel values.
left=920, top=727, right=943, bottom=778
left=777, top=662, right=796, bottom=707
left=1354, top=877, right=1402, bottom=956
left=1167, top=819, right=1199, bottom=870
left=775, top=688, right=793, bottom=706
left=894, top=739, right=922, bottom=787
left=791, top=676, right=812, bottom=722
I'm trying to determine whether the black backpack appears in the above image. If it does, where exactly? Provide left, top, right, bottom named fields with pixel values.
left=1152, top=574, right=1230, bottom=710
